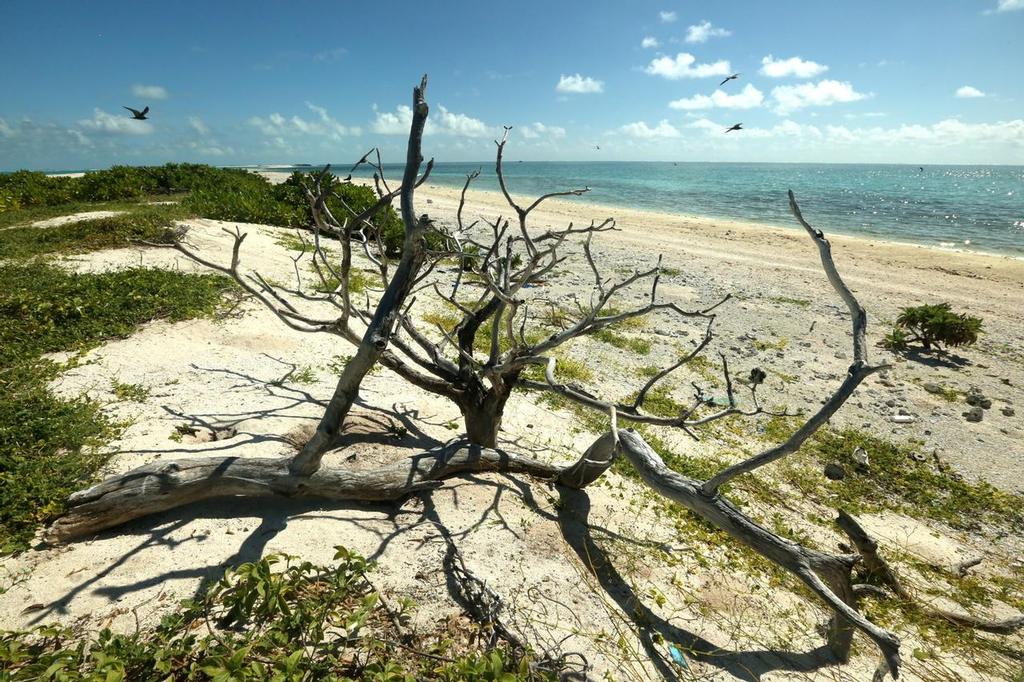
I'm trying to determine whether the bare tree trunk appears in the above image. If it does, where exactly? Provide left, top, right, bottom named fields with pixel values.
left=458, top=375, right=518, bottom=448
left=290, top=76, right=431, bottom=476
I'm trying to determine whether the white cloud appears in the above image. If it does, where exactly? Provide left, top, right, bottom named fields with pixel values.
left=619, top=120, right=681, bottom=138
left=659, top=10, right=677, bottom=22
left=188, top=116, right=209, bottom=135
left=669, top=83, right=764, bottom=110
left=0, top=118, right=13, bottom=138
left=771, top=80, right=868, bottom=114
left=556, top=74, right=604, bottom=94
left=312, top=47, right=347, bottom=62
left=645, top=52, right=731, bottom=79
left=434, top=105, right=491, bottom=137
left=519, top=122, right=566, bottom=139
left=685, top=20, right=731, bottom=44
left=78, top=108, right=153, bottom=135
left=131, top=84, right=168, bottom=100
left=993, top=0, right=1024, bottom=11
left=249, top=103, right=360, bottom=140
left=955, top=86, right=986, bottom=98
left=759, top=54, right=828, bottom=78
left=371, top=104, right=494, bottom=137
left=641, top=36, right=659, bottom=49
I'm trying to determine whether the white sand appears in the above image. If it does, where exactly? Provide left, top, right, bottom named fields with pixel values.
left=1, top=184, right=1021, bottom=680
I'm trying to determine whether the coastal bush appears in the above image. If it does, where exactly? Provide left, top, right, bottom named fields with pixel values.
left=0, top=263, right=234, bottom=553
left=0, top=204, right=184, bottom=259
left=883, top=302, right=983, bottom=352
left=0, top=171, right=77, bottom=212
left=0, top=548, right=545, bottom=680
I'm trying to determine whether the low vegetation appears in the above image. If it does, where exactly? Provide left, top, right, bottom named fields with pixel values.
left=883, top=302, right=983, bottom=353
left=0, top=261, right=233, bottom=553
left=0, top=547, right=548, bottom=681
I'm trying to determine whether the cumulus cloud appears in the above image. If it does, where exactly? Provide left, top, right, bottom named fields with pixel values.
left=955, top=86, right=986, bottom=98
left=669, top=83, right=764, bottom=110
left=641, top=36, right=659, bottom=49
left=519, top=122, right=566, bottom=139
left=372, top=104, right=494, bottom=137
left=619, top=120, right=681, bottom=138
left=556, top=74, right=604, bottom=94
left=659, top=10, right=677, bottom=22
left=771, top=80, right=867, bottom=114
left=132, top=84, right=168, bottom=100
left=645, top=52, right=731, bottom=79
left=992, top=0, right=1024, bottom=11
left=188, top=116, right=209, bottom=135
left=685, top=20, right=731, bottom=43
left=0, top=118, right=13, bottom=138
left=250, top=102, right=360, bottom=140
left=759, top=55, right=828, bottom=78
left=78, top=109, right=153, bottom=135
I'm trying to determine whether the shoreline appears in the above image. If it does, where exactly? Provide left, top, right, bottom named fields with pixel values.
left=260, top=170, right=1024, bottom=263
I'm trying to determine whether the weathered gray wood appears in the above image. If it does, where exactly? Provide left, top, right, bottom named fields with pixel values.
left=46, top=440, right=562, bottom=542
left=290, top=75, right=432, bottom=475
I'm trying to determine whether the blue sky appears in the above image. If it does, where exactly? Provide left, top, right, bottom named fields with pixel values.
left=1, top=0, right=1023, bottom=169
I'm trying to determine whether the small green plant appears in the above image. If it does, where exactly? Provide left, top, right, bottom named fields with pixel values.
left=0, top=548, right=549, bottom=680
left=111, top=380, right=150, bottom=402
left=884, top=302, right=983, bottom=352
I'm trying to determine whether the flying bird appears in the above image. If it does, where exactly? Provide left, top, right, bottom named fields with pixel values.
left=123, top=106, right=149, bottom=120
left=718, top=73, right=740, bottom=87
left=595, top=145, right=601, bottom=150
left=724, top=123, right=743, bottom=133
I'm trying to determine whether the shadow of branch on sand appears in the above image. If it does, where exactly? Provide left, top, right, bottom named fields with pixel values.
left=555, top=486, right=842, bottom=682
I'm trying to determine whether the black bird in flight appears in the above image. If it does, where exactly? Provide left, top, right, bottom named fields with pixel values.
left=123, top=106, right=149, bottom=120
left=725, top=123, right=743, bottom=133
left=719, top=73, right=740, bottom=87
left=595, top=144, right=601, bottom=150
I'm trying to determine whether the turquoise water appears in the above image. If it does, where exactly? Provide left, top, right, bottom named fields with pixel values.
left=260, top=162, right=1024, bottom=256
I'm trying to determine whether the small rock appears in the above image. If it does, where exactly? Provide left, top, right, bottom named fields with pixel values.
left=897, top=407, right=911, bottom=416
left=891, top=414, right=915, bottom=424
left=963, top=406, right=983, bottom=423
left=1002, top=406, right=1015, bottom=417
left=885, top=399, right=897, bottom=408
left=922, top=382, right=944, bottom=395
left=852, top=447, right=869, bottom=468
left=823, top=462, right=846, bottom=481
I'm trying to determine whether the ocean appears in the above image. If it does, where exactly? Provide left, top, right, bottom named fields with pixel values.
left=254, top=162, right=1024, bottom=257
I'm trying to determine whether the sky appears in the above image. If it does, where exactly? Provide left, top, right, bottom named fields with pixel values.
left=1, top=0, right=1023, bottom=169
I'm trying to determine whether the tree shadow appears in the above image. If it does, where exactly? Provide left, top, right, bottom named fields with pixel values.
left=899, top=348, right=971, bottom=368
left=555, top=486, right=843, bottom=681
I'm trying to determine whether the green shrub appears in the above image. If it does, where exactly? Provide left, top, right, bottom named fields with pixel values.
left=0, top=263, right=234, bottom=552
left=0, top=204, right=183, bottom=259
left=0, top=548, right=549, bottom=680
left=884, top=303, right=983, bottom=352
left=0, top=171, right=78, bottom=212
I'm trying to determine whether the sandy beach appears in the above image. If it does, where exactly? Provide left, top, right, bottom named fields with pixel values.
left=1, top=179, right=1022, bottom=680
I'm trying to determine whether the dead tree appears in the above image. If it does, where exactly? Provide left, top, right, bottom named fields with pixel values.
left=51, top=75, right=1024, bottom=678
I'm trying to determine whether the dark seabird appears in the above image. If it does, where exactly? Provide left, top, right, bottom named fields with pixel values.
left=718, top=73, right=740, bottom=87
left=123, top=106, right=149, bottom=120
left=724, top=123, right=743, bottom=133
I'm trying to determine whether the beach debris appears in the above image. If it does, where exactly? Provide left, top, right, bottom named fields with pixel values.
left=718, top=72, right=741, bottom=87
left=123, top=105, right=149, bottom=120
left=963, top=406, right=984, bottom=422
left=852, top=447, right=870, bottom=468
left=724, top=123, right=743, bottom=133
left=824, top=462, right=846, bottom=480
left=891, top=414, right=915, bottom=424
left=668, top=643, right=690, bottom=669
